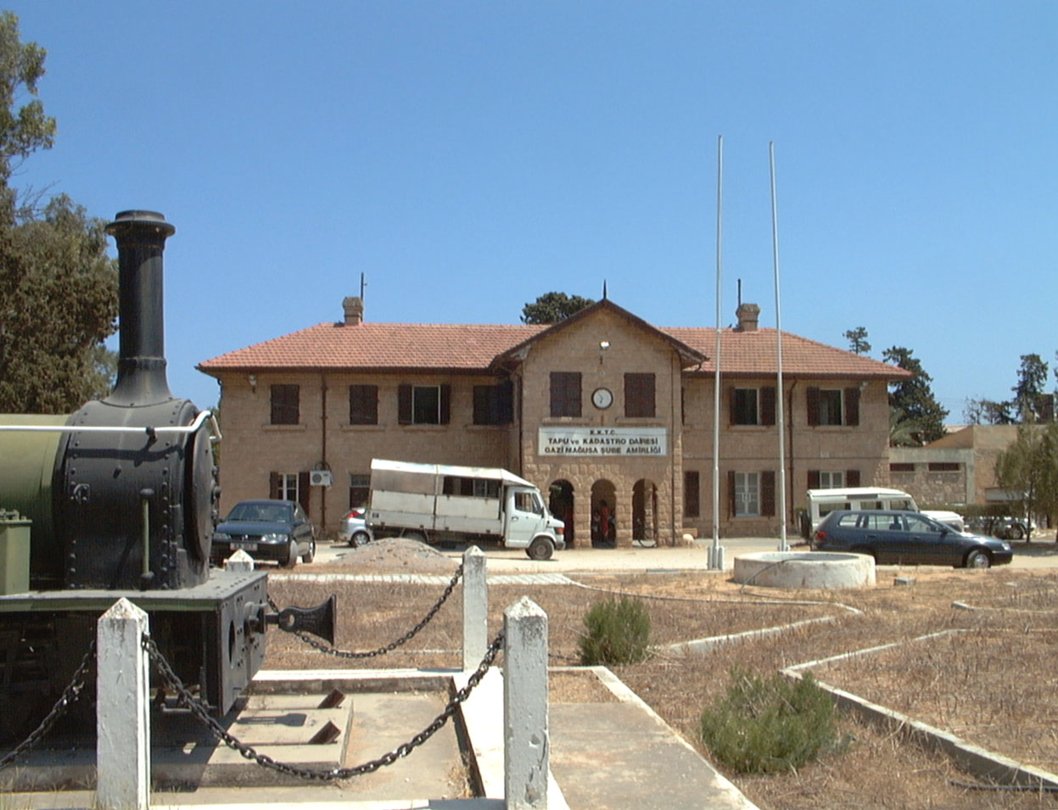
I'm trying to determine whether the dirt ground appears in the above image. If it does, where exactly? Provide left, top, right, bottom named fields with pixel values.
left=266, top=539, right=1058, bottom=809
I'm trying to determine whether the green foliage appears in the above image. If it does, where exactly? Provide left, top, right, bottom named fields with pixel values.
left=883, top=346, right=948, bottom=445
left=994, top=422, right=1058, bottom=539
left=843, top=326, right=870, bottom=355
left=520, top=291, right=594, bottom=325
left=578, top=596, right=651, bottom=665
left=700, top=669, right=837, bottom=774
left=0, top=15, right=117, bottom=414
left=1012, top=353, right=1050, bottom=422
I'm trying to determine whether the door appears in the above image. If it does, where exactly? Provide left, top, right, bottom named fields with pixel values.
left=904, top=513, right=954, bottom=565
left=505, top=487, right=546, bottom=548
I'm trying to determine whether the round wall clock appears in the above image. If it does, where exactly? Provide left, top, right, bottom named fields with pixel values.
left=592, top=387, right=614, bottom=410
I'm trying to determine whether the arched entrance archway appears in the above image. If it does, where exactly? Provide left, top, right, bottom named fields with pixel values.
left=549, top=480, right=575, bottom=547
left=591, top=479, right=617, bottom=548
left=633, top=479, right=659, bottom=547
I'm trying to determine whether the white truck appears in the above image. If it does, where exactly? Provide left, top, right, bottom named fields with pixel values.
left=366, top=459, right=566, bottom=560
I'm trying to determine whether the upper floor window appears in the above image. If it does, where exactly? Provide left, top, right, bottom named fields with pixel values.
left=398, top=384, right=451, bottom=425
left=270, top=384, right=300, bottom=425
left=473, top=381, right=514, bottom=425
left=731, top=386, right=776, bottom=426
left=349, top=384, right=378, bottom=425
left=550, top=372, right=582, bottom=418
left=807, top=386, right=859, bottom=427
left=624, top=373, right=656, bottom=418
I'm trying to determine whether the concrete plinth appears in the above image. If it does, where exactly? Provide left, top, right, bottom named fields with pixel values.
left=732, top=551, right=875, bottom=589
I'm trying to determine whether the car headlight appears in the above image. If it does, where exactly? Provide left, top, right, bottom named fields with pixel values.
left=262, top=532, right=288, bottom=544
left=213, top=532, right=231, bottom=542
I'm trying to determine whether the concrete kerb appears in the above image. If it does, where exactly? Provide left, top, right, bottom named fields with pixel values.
left=782, top=634, right=1058, bottom=792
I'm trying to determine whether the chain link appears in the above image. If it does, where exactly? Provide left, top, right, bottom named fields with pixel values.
left=145, top=627, right=504, bottom=782
left=272, top=563, right=464, bottom=660
left=1, top=639, right=96, bottom=769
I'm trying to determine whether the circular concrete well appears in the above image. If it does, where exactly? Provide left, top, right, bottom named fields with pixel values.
left=732, top=551, right=875, bottom=589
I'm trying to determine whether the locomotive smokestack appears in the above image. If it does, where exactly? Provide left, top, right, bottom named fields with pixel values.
left=104, top=210, right=176, bottom=405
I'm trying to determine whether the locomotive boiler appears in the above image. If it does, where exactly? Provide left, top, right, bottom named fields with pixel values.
left=0, top=210, right=330, bottom=741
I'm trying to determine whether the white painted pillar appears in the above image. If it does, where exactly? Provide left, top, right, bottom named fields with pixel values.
left=504, top=596, right=549, bottom=809
left=97, top=597, right=151, bottom=810
left=463, top=546, right=488, bottom=670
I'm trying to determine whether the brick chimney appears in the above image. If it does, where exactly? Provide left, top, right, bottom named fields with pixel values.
left=343, top=296, right=364, bottom=325
left=735, top=303, right=760, bottom=332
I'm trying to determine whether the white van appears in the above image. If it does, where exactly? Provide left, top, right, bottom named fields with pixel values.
left=802, top=487, right=965, bottom=537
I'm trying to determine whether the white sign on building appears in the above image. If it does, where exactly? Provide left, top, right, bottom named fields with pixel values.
left=538, top=427, right=668, bottom=457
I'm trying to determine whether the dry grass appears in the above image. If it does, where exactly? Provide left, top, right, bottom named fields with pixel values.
left=266, top=542, right=1058, bottom=808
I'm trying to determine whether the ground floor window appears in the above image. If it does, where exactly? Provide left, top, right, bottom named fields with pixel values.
left=349, top=473, right=370, bottom=508
left=734, top=472, right=760, bottom=517
left=817, top=470, right=845, bottom=489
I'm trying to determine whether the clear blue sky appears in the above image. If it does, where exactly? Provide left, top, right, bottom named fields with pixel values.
left=8, top=2, right=1057, bottom=418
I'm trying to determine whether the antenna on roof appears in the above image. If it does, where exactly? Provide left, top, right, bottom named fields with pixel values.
left=360, top=272, right=367, bottom=300
left=602, top=280, right=608, bottom=300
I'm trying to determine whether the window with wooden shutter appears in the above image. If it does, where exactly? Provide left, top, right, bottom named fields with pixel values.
left=807, top=470, right=821, bottom=489
left=844, top=387, right=860, bottom=426
left=760, top=386, right=776, bottom=425
left=550, top=372, right=582, bottom=417
left=399, top=384, right=446, bottom=425
left=349, top=384, right=378, bottom=425
left=683, top=470, right=700, bottom=518
left=846, top=469, right=861, bottom=486
left=474, top=381, right=513, bottom=425
left=761, top=470, right=775, bottom=516
left=732, top=388, right=758, bottom=425
left=270, top=384, right=300, bottom=425
left=624, top=373, right=655, bottom=418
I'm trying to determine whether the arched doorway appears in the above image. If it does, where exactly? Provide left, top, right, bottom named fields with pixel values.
left=633, top=479, right=659, bottom=547
left=549, top=480, right=575, bottom=547
left=591, top=479, right=617, bottom=548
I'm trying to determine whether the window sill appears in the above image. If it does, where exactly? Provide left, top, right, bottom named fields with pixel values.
left=263, top=423, right=307, bottom=432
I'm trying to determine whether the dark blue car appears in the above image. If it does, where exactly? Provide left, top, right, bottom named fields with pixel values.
left=813, top=509, right=1013, bottom=569
left=211, top=499, right=317, bottom=568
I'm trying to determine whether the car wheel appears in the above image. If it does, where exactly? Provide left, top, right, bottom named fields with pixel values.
left=1009, top=525, right=1024, bottom=540
left=526, top=537, right=554, bottom=561
left=403, top=530, right=427, bottom=544
left=303, top=538, right=316, bottom=564
left=966, top=549, right=991, bottom=569
left=350, top=530, right=370, bottom=548
left=283, top=540, right=298, bottom=568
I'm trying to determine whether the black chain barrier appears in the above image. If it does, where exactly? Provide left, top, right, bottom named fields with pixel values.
left=144, top=628, right=504, bottom=781
left=271, top=562, right=464, bottom=660
left=0, top=639, right=96, bottom=769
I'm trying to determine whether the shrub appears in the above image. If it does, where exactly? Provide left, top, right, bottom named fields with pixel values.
left=577, top=596, right=651, bottom=665
left=700, top=669, right=836, bottom=774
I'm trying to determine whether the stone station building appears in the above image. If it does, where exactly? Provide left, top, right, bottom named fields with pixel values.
left=198, top=298, right=909, bottom=547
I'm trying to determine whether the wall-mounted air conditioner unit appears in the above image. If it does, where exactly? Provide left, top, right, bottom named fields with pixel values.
left=309, top=470, right=333, bottom=487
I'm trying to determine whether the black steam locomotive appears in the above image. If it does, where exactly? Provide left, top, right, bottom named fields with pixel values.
left=0, top=211, right=329, bottom=741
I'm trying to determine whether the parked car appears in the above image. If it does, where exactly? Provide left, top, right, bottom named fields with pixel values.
left=812, top=509, right=1013, bottom=569
left=211, top=499, right=317, bottom=567
left=338, top=507, right=374, bottom=547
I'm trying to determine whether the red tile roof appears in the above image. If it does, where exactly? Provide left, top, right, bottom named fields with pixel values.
left=199, top=317, right=908, bottom=380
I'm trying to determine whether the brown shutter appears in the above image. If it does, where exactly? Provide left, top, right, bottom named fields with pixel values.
left=761, top=386, right=776, bottom=426
left=727, top=470, right=736, bottom=518
left=728, top=387, right=736, bottom=426
left=807, top=470, right=820, bottom=489
left=846, top=469, right=861, bottom=487
left=845, top=387, right=860, bottom=426
left=398, top=384, right=412, bottom=424
left=269, top=471, right=281, bottom=500
left=440, top=384, right=451, bottom=424
left=761, top=470, right=776, bottom=516
left=298, top=472, right=310, bottom=512
left=807, top=387, right=820, bottom=426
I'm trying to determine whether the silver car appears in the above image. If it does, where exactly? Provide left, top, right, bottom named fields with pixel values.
left=338, top=507, right=374, bottom=547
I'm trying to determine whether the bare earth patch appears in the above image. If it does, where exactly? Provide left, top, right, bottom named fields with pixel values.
left=268, top=541, right=1058, bottom=808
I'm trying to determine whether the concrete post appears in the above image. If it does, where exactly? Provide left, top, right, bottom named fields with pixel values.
left=97, top=598, right=151, bottom=810
left=504, top=596, right=549, bottom=809
left=463, top=546, right=487, bottom=670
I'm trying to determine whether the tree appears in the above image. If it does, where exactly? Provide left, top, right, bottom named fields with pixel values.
left=994, top=422, right=1058, bottom=542
left=843, top=326, right=871, bottom=355
left=1012, top=353, right=1050, bottom=422
left=521, top=292, right=594, bottom=325
left=882, top=346, right=948, bottom=445
left=964, top=398, right=1014, bottom=425
left=0, top=14, right=117, bottom=413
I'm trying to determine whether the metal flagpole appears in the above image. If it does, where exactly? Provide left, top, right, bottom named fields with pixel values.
left=770, top=141, right=789, bottom=551
left=709, top=135, right=726, bottom=571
